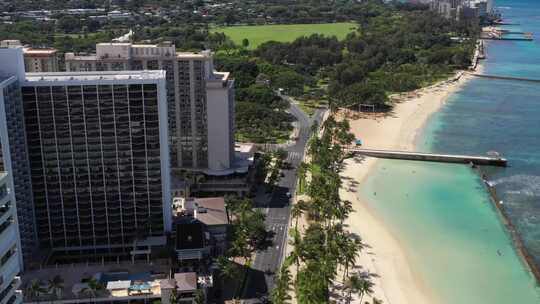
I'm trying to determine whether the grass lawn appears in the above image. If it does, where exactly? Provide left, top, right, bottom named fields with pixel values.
left=211, top=22, right=358, bottom=49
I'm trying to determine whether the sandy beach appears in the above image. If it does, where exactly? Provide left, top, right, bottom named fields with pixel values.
left=339, top=70, right=480, bottom=304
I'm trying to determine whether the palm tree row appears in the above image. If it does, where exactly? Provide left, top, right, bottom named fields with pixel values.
left=272, top=113, right=378, bottom=304
left=219, top=197, right=273, bottom=298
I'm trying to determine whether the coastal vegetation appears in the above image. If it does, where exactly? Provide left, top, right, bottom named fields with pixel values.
left=210, top=23, right=357, bottom=49
left=1, top=1, right=478, bottom=143
left=209, top=1, right=478, bottom=141
left=217, top=3, right=478, bottom=113
left=270, top=109, right=379, bottom=303
left=218, top=197, right=273, bottom=298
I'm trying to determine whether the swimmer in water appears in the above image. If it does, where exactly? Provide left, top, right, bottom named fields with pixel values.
left=497, top=250, right=502, bottom=256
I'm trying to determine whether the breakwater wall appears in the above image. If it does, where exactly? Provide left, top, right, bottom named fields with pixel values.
left=471, top=73, right=540, bottom=83
left=476, top=167, right=540, bottom=286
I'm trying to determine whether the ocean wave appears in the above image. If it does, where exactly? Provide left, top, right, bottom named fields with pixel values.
left=497, top=6, right=512, bottom=10
left=490, top=174, right=540, bottom=197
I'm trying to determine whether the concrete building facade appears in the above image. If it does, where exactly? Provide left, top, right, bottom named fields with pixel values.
left=65, top=43, right=235, bottom=175
left=0, top=48, right=38, bottom=266
left=0, top=172, right=23, bottom=304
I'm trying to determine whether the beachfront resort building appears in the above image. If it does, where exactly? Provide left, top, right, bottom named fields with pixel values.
left=64, top=42, right=236, bottom=176
left=0, top=46, right=172, bottom=261
left=20, top=70, right=171, bottom=256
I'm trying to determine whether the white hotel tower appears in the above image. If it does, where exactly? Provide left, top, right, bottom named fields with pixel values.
left=0, top=172, right=22, bottom=304
left=0, top=74, right=23, bottom=302
left=65, top=43, right=236, bottom=175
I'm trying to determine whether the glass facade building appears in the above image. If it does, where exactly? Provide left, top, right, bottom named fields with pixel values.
left=19, top=71, right=171, bottom=253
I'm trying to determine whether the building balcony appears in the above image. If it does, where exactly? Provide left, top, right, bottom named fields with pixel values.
left=0, top=256, right=20, bottom=295
left=0, top=204, right=12, bottom=227
left=0, top=221, right=16, bottom=249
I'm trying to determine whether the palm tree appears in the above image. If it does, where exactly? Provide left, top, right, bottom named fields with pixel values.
left=336, top=200, right=353, bottom=224
left=82, top=278, right=103, bottom=302
left=297, top=162, right=309, bottom=192
left=271, top=264, right=292, bottom=304
left=194, top=289, right=205, bottom=304
left=344, top=274, right=362, bottom=304
left=169, top=291, right=178, bottom=304
left=217, top=256, right=239, bottom=280
left=342, top=237, right=364, bottom=282
left=26, top=279, right=45, bottom=300
left=358, top=276, right=375, bottom=304
left=287, top=228, right=303, bottom=276
left=290, top=201, right=304, bottom=231
left=47, top=275, right=64, bottom=299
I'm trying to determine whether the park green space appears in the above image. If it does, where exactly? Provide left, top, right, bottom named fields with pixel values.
left=211, top=22, right=357, bottom=49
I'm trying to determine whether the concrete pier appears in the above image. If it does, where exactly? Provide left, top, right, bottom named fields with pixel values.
left=471, top=73, right=540, bottom=83
left=347, top=148, right=507, bottom=167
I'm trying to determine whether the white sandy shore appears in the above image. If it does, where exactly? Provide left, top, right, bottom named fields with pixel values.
left=339, top=69, right=481, bottom=304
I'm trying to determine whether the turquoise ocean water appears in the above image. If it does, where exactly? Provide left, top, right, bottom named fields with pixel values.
left=359, top=0, right=540, bottom=302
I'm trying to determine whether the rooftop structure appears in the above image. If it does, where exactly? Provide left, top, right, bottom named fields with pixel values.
left=20, top=262, right=207, bottom=303
left=173, top=197, right=228, bottom=227
left=0, top=40, right=58, bottom=73
left=24, top=70, right=166, bottom=83
left=173, top=197, right=229, bottom=260
left=21, top=266, right=210, bottom=303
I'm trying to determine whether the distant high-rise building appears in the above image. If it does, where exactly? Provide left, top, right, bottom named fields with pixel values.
left=65, top=43, right=235, bottom=175
left=429, top=0, right=494, bottom=19
left=0, top=171, right=23, bottom=304
left=20, top=70, right=171, bottom=253
left=22, top=48, right=59, bottom=73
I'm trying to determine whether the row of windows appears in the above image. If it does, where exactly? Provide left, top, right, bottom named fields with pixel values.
left=22, top=84, right=164, bottom=249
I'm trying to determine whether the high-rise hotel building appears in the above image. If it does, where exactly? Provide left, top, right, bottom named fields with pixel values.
left=65, top=43, right=235, bottom=175
left=0, top=47, right=171, bottom=257
left=0, top=59, right=24, bottom=302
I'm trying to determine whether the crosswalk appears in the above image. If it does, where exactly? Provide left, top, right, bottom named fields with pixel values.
left=287, top=151, right=302, bottom=163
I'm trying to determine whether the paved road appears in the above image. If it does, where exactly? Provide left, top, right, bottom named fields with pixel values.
left=243, top=99, right=325, bottom=301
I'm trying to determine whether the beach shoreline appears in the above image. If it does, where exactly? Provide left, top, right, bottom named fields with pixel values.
left=339, top=67, right=481, bottom=303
